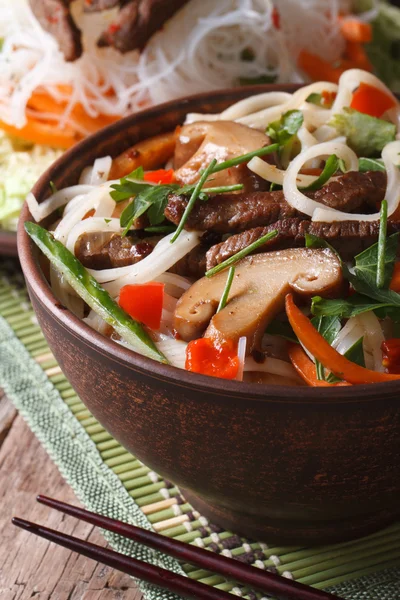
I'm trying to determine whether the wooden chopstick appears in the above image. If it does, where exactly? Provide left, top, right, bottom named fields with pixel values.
left=12, top=495, right=345, bottom=600
left=12, top=517, right=231, bottom=600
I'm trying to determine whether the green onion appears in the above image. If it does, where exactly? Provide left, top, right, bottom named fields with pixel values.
left=207, top=143, right=279, bottom=174
left=201, top=184, right=244, bottom=195
left=144, top=225, right=177, bottom=234
left=301, top=154, right=339, bottom=191
left=206, top=229, right=278, bottom=277
left=377, top=199, right=388, bottom=289
left=24, top=222, right=168, bottom=364
left=217, top=267, right=235, bottom=313
left=170, top=159, right=217, bottom=243
left=49, top=181, right=58, bottom=194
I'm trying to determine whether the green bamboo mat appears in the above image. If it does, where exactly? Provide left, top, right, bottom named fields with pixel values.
left=1, top=259, right=400, bottom=600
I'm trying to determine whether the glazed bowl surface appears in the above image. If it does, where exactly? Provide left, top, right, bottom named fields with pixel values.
left=18, top=85, right=400, bottom=544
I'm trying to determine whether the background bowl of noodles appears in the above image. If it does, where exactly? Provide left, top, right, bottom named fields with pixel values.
left=18, top=85, right=400, bottom=546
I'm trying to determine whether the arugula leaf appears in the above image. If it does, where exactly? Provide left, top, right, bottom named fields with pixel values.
left=329, top=108, right=396, bottom=157
left=267, top=110, right=304, bottom=147
left=358, top=157, right=386, bottom=172
left=120, top=185, right=176, bottom=235
left=311, top=294, right=397, bottom=318
left=353, top=232, right=398, bottom=292
left=110, top=180, right=154, bottom=203
left=301, top=155, right=339, bottom=191
left=311, top=315, right=341, bottom=379
left=125, top=166, right=145, bottom=181
left=265, top=320, right=298, bottom=343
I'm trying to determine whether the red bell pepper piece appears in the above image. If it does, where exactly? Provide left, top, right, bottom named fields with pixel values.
left=185, top=338, right=239, bottom=379
left=143, top=169, right=175, bottom=184
left=119, top=282, right=164, bottom=330
left=350, top=82, right=396, bottom=118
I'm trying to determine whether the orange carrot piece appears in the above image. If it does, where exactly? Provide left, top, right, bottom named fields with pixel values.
left=340, top=19, right=372, bottom=44
left=350, top=82, right=397, bottom=118
left=297, top=50, right=347, bottom=84
left=345, top=41, right=373, bottom=72
left=288, top=344, right=350, bottom=387
left=0, top=117, right=80, bottom=149
left=285, top=293, right=400, bottom=384
left=109, top=131, right=177, bottom=180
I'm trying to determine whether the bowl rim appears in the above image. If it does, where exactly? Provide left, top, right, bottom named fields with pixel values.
left=17, top=84, right=400, bottom=404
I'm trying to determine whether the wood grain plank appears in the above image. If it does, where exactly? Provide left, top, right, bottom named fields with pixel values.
left=0, top=395, right=142, bottom=600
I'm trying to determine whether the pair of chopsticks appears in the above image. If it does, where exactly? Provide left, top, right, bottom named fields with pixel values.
left=12, top=496, right=344, bottom=600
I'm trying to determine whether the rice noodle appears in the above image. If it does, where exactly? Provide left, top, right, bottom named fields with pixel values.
left=89, top=156, right=112, bottom=186
left=156, top=336, right=188, bottom=370
left=358, top=312, right=385, bottom=373
left=26, top=185, right=95, bottom=222
left=283, top=141, right=358, bottom=216
left=236, top=337, right=247, bottom=382
left=155, top=272, right=193, bottom=298
left=0, top=0, right=352, bottom=131
left=248, top=157, right=317, bottom=187
left=244, top=356, right=300, bottom=381
left=96, top=231, right=202, bottom=297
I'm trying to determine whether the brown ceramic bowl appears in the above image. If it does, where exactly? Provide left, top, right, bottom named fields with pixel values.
left=18, top=85, right=400, bottom=545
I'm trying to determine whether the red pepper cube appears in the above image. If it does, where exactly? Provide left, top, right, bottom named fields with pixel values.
left=119, top=283, right=165, bottom=331
left=185, top=338, right=239, bottom=380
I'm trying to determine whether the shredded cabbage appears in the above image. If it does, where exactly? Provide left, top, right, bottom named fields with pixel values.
left=0, top=131, right=61, bottom=230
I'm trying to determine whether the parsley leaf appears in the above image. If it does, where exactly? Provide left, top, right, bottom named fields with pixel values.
left=120, top=184, right=177, bottom=235
left=267, top=110, right=304, bottom=147
left=358, top=157, right=386, bottom=172
left=311, top=315, right=341, bottom=379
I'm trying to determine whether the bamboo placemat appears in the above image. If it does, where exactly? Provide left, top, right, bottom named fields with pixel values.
left=1, top=259, right=400, bottom=600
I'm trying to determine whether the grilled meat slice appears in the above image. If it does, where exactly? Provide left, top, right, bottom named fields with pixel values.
left=206, top=218, right=400, bottom=269
left=75, top=232, right=155, bottom=269
left=170, top=245, right=208, bottom=279
left=98, top=0, right=190, bottom=53
left=166, top=171, right=387, bottom=234
left=29, top=0, right=82, bottom=61
left=165, top=191, right=301, bottom=233
left=310, top=170, right=386, bottom=212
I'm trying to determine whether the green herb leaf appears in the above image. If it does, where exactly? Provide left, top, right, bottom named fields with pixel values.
left=304, top=233, right=341, bottom=258
left=120, top=185, right=176, bottom=235
left=311, top=294, right=396, bottom=318
left=306, top=93, right=322, bottom=106
left=301, top=155, right=339, bottom=191
left=329, top=108, right=396, bottom=157
left=267, top=110, right=304, bottom=147
left=126, top=166, right=145, bottom=181
left=377, top=199, right=388, bottom=289
left=311, top=315, right=341, bottom=380
left=206, top=229, right=279, bottom=277
left=353, top=231, right=398, bottom=292
left=110, top=180, right=153, bottom=203
left=265, top=320, right=298, bottom=343
left=217, top=267, right=236, bottom=313
left=358, top=157, right=386, bottom=172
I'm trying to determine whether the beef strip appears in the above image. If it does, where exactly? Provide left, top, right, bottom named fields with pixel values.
left=165, top=191, right=301, bottom=233
left=206, top=219, right=400, bottom=269
left=310, top=170, right=386, bottom=212
left=75, top=232, right=154, bottom=269
left=29, top=0, right=83, bottom=61
left=98, top=0, right=191, bottom=53
left=166, top=171, right=387, bottom=233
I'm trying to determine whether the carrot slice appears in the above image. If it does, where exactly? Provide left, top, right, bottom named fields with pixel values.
left=340, top=19, right=372, bottom=44
left=350, top=82, right=397, bottom=118
left=285, top=293, right=400, bottom=384
left=345, top=41, right=373, bottom=72
left=0, top=117, right=80, bottom=149
left=288, top=343, right=350, bottom=387
left=297, top=51, right=348, bottom=84
left=109, top=131, right=177, bottom=180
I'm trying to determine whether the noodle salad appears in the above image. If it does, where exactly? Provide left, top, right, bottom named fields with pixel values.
left=25, top=69, right=400, bottom=387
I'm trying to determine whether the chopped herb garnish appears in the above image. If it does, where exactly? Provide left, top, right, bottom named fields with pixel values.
left=377, top=199, right=388, bottom=289
left=124, top=166, right=145, bottom=181
left=120, top=184, right=176, bottom=236
left=200, top=184, right=244, bottom=195
left=49, top=181, right=58, bottom=194
left=144, top=225, right=176, bottom=234
left=266, top=320, right=298, bottom=343
left=326, top=337, right=365, bottom=383
left=104, top=218, right=111, bottom=224
left=301, top=154, right=339, bottom=191
left=329, top=108, right=396, bottom=157
left=208, top=143, right=279, bottom=174
left=206, top=229, right=278, bottom=277
left=217, top=267, right=236, bottom=313
left=306, top=93, right=322, bottom=106
left=171, top=159, right=217, bottom=243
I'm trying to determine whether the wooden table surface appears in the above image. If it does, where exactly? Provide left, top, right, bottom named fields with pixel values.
left=0, top=390, right=143, bottom=600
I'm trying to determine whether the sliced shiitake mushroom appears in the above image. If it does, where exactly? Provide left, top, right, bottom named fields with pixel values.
left=174, top=121, right=272, bottom=187
left=173, top=249, right=343, bottom=351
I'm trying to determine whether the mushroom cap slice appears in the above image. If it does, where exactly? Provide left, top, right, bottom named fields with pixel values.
left=174, top=121, right=271, bottom=186
left=173, top=248, right=343, bottom=351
